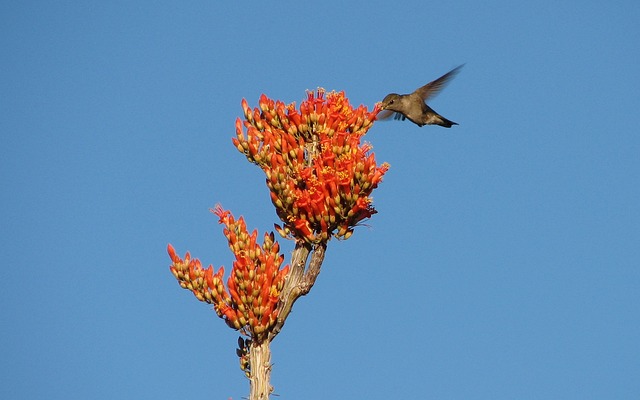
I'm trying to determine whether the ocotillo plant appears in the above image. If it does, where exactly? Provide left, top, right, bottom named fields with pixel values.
left=168, top=89, right=389, bottom=400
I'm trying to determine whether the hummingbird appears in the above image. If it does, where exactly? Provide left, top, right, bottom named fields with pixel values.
left=378, top=64, right=463, bottom=128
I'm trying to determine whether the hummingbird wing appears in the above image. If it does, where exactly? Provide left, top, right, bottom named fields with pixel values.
left=377, top=109, right=395, bottom=120
left=413, top=64, right=464, bottom=102
left=377, top=109, right=407, bottom=121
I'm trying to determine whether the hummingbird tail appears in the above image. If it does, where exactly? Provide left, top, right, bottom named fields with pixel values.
left=438, top=117, right=458, bottom=128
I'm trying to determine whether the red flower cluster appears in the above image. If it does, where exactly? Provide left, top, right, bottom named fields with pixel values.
left=168, top=206, right=289, bottom=339
left=233, top=89, right=389, bottom=244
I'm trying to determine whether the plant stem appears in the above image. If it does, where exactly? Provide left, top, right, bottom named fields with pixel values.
left=270, top=242, right=326, bottom=339
left=249, top=339, right=273, bottom=400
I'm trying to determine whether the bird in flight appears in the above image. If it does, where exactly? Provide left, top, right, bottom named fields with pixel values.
left=378, top=64, right=463, bottom=128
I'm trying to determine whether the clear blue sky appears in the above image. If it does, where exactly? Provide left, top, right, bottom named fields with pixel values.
left=2, top=1, right=639, bottom=399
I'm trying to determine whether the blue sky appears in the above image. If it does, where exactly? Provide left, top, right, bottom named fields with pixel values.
left=2, top=1, right=639, bottom=399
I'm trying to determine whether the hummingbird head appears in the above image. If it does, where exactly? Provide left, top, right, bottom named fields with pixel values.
left=380, top=93, right=401, bottom=111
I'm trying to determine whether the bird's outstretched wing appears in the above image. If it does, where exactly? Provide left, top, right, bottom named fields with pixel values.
left=377, top=110, right=407, bottom=121
left=414, top=64, right=464, bottom=102
left=377, top=109, right=394, bottom=120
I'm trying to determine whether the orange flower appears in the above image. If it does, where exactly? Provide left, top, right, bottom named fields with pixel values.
left=234, top=89, right=389, bottom=244
left=168, top=206, right=290, bottom=339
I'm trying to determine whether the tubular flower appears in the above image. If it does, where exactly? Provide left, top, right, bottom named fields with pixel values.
left=168, top=205, right=290, bottom=339
left=233, top=89, right=390, bottom=244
